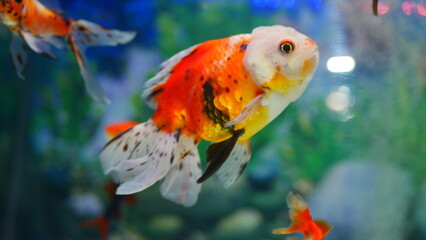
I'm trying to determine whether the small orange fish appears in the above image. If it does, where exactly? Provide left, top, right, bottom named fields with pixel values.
left=273, top=192, right=333, bottom=240
left=0, top=0, right=136, bottom=103
left=100, top=25, right=319, bottom=206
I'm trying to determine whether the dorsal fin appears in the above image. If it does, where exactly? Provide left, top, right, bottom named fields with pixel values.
left=142, top=44, right=199, bottom=109
left=197, top=129, right=245, bottom=183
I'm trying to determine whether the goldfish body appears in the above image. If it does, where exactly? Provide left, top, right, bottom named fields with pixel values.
left=100, top=25, right=319, bottom=206
left=273, top=192, right=333, bottom=240
left=0, top=0, right=136, bottom=103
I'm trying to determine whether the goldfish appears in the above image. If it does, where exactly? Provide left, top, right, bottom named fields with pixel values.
left=273, top=192, right=333, bottom=240
left=100, top=25, right=319, bottom=207
left=81, top=122, right=138, bottom=240
left=0, top=0, right=136, bottom=103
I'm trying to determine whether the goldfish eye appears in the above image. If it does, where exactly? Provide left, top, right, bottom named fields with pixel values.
left=280, top=40, right=295, bottom=54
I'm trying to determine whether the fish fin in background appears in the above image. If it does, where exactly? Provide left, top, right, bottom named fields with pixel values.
left=197, top=129, right=245, bottom=183
left=224, top=93, right=265, bottom=128
left=314, top=219, right=334, bottom=236
left=10, top=33, right=28, bottom=80
left=142, top=44, right=199, bottom=109
left=20, top=31, right=58, bottom=59
left=68, top=19, right=136, bottom=104
left=80, top=217, right=109, bottom=240
left=100, top=120, right=179, bottom=195
left=215, top=140, right=251, bottom=188
left=160, top=135, right=202, bottom=207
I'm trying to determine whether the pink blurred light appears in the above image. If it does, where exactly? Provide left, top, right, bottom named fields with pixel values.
left=378, top=2, right=390, bottom=15
left=402, top=1, right=417, bottom=15
left=418, top=3, right=426, bottom=16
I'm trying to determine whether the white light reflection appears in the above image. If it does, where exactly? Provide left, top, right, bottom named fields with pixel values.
left=326, top=56, right=356, bottom=73
left=326, top=86, right=355, bottom=121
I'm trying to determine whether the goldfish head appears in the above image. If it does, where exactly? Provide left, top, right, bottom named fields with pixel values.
left=244, top=25, right=319, bottom=101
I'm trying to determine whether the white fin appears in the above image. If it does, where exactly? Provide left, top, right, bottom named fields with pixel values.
left=10, top=33, right=28, bottom=79
left=100, top=120, right=179, bottom=195
left=160, top=139, right=202, bottom=207
left=68, top=20, right=136, bottom=104
left=72, top=20, right=136, bottom=47
left=20, top=31, right=57, bottom=59
left=142, top=44, right=199, bottom=109
left=225, top=93, right=266, bottom=128
left=216, top=140, right=251, bottom=188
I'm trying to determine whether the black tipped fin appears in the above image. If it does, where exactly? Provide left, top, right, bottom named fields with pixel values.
left=197, top=129, right=245, bottom=183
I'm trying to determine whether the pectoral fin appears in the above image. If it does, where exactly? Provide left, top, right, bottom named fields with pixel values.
left=224, top=93, right=265, bottom=128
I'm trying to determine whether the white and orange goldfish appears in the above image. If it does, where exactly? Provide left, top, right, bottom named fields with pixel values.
left=100, top=25, right=319, bottom=206
left=273, top=192, right=333, bottom=240
left=0, top=0, right=136, bottom=103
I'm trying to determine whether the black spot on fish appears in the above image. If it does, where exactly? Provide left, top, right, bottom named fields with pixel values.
left=123, top=143, right=128, bottom=151
left=202, top=82, right=230, bottom=126
left=146, top=87, right=163, bottom=102
left=225, top=87, right=230, bottom=93
left=227, top=57, right=231, bottom=61
left=179, top=162, right=183, bottom=171
left=129, top=141, right=141, bottom=159
left=238, top=162, right=248, bottom=177
left=240, top=43, right=248, bottom=52
left=126, top=168, right=134, bottom=172
left=200, top=76, right=204, bottom=81
left=234, top=79, right=238, bottom=84
left=78, top=25, right=88, bottom=32
left=170, top=154, right=174, bottom=164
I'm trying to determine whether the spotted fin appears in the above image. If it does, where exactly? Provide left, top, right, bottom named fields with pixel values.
left=20, top=31, right=57, bottom=59
left=69, top=19, right=136, bottom=104
left=197, top=129, right=245, bottom=183
left=100, top=120, right=179, bottom=195
left=215, top=140, right=251, bottom=188
left=142, top=44, right=199, bottom=109
left=10, top=33, right=28, bottom=79
left=160, top=135, right=202, bottom=207
left=225, top=93, right=265, bottom=128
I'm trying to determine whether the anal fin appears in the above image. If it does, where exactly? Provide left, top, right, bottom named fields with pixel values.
left=216, top=140, right=251, bottom=188
left=197, top=129, right=245, bottom=183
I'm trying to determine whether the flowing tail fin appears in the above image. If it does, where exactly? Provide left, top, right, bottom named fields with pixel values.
left=69, top=19, right=136, bottom=104
left=100, top=120, right=179, bottom=194
left=273, top=192, right=310, bottom=235
left=273, top=192, right=333, bottom=238
left=100, top=120, right=203, bottom=206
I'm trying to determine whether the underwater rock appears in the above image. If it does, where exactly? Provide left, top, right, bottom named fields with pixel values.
left=146, top=214, right=183, bottom=239
left=414, top=180, right=426, bottom=238
left=308, top=161, right=413, bottom=240
left=213, top=208, right=263, bottom=240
